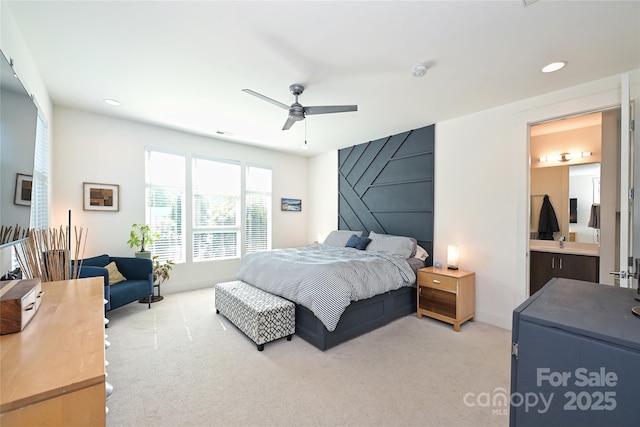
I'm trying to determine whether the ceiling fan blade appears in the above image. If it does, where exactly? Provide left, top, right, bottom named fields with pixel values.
left=304, top=105, right=358, bottom=115
left=282, top=116, right=297, bottom=130
left=242, top=89, right=289, bottom=110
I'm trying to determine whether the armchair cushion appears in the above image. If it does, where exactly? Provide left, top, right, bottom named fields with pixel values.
left=105, top=262, right=126, bottom=285
left=76, top=254, right=153, bottom=312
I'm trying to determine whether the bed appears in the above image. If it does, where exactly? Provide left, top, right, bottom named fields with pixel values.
left=235, top=230, right=428, bottom=350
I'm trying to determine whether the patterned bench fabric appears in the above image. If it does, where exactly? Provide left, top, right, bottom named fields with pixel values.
left=215, top=281, right=295, bottom=349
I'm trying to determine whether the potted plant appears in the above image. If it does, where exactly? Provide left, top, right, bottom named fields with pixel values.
left=127, top=223, right=159, bottom=259
left=153, top=256, right=174, bottom=286
left=148, top=256, right=174, bottom=302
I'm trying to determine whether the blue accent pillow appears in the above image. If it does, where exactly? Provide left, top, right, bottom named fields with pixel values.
left=345, top=234, right=371, bottom=250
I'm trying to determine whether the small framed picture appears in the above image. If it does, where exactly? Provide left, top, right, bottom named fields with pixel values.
left=83, top=182, right=119, bottom=211
left=281, top=198, right=302, bottom=212
left=14, top=173, right=33, bottom=206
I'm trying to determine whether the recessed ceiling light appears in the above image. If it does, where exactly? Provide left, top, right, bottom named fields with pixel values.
left=216, top=130, right=234, bottom=136
left=104, top=99, right=121, bottom=106
left=541, top=61, right=567, bottom=73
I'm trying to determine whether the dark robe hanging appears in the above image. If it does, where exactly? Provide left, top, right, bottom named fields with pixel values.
left=538, top=194, right=560, bottom=240
left=588, top=203, right=601, bottom=229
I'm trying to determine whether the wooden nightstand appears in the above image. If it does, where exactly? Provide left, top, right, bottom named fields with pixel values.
left=417, top=266, right=476, bottom=331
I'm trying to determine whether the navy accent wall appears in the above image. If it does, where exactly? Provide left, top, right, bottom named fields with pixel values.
left=338, top=125, right=434, bottom=266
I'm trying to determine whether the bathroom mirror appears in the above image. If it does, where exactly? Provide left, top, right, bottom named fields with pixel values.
left=568, top=163, right=600, bottom=243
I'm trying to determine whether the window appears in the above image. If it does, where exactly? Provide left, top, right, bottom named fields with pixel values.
left=192, top=157, right=241, bottom=261
left=146, top=151, right=185, bottom=263
left=245, top=165, right=271, bottom=253
left=30, top=113, right=49, bottom=230
left=145, top=151, right=272, bottom=264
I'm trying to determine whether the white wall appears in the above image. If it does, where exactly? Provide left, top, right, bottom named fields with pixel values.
left=52, top=107, right=308, bottom=294
left=310, top=70, right=640, bottom=330
left=307, top=150, right=338, bottom=244
left=0, top=3, right=52, bottom=120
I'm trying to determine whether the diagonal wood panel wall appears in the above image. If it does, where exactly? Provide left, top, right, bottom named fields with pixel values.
left=338, top=125, right=434, bottom=265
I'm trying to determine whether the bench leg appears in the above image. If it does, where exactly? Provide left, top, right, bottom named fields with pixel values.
left=287, top=335, right=292, bottom=341
left=216, top=309, right=219, bottom=314
left=257, top=343, right=264, bottom=351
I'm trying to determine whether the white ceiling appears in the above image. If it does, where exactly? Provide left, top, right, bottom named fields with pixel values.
left=6, top=0, right=640, bottom=156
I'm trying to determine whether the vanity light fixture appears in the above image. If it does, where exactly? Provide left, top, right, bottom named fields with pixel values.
left=103, top=99, right=121, bottom=106
left=447, top=245, right=460, bottom=270
left=540, top=151, right=592, bottom=162
left=541, top=61, right=567, bottom=73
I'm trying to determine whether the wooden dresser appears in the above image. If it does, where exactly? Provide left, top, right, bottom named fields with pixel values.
left=0, top=277, right=106, bottom=426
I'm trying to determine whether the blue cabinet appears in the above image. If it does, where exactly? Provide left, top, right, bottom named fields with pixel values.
left=511, top=278, right=640, bottom=426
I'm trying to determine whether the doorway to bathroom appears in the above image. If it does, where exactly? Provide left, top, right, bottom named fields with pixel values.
left=529, top=107, right=622, bottom=291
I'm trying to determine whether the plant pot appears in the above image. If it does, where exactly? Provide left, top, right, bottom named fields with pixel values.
left=135, top=251, right=152, bottom=259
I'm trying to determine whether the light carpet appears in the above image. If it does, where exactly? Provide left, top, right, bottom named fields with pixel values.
left=104, top=287, right=511, bottom=427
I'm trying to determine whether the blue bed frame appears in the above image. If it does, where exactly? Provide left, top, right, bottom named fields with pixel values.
left=294, top=286, right=417, bottom=351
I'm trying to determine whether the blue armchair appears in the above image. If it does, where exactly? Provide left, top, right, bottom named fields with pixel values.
left=77, top=254, right=153, bottom=312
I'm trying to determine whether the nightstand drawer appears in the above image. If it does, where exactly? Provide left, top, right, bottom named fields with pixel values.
left=419, top=287, right=456, bottom=318
left=418, top=272, right=457, bottom=292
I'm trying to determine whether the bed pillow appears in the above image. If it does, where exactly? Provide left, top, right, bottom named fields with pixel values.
left=323, top=230, right=363, bottom=246
left=366, top=231, right=416, bottom=259
left=345, top=234, right=372, bottom=250
left=415, top=245, right=430, bottom=261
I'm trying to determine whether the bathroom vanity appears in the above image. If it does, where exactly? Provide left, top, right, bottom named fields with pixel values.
left=529, top=240, right=600, bottom=295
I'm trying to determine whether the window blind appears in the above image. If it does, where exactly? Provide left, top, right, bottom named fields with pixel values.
left=146, top=151, right=185, bottom=263
left=245, top=165, right=271, bottom=253
left=30, top=113, right=49, bottom=230
left=192, top=157, right=240, bottom=261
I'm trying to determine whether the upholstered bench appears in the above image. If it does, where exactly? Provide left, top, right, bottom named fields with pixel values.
left=214, top=281, right=295, bottom=351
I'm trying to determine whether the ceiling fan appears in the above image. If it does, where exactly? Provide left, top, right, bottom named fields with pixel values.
left=242, top=84, right=358, bottom=130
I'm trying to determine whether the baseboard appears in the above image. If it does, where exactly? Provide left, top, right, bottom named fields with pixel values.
left=163, top=279, right=234, bottom=295
left=475, top=309, right=512, bottom=331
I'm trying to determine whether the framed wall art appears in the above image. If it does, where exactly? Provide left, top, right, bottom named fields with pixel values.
left=14, top=173, right=33, bottom=206
left=83, top=182, right=119, bottom=211
left=281, top=198, right=301, bottom=212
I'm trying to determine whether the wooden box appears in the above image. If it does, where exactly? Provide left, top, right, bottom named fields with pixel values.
left=0, top=278, right=43, bottom=335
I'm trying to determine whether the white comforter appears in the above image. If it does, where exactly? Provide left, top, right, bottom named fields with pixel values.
left=235, top=244, right=416, bottom=331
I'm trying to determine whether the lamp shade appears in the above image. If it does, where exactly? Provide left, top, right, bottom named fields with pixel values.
left=447, top=245, right=460, bottom=270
